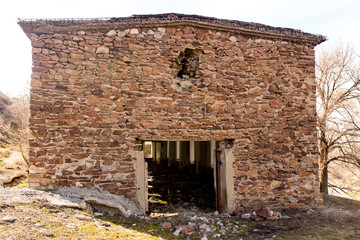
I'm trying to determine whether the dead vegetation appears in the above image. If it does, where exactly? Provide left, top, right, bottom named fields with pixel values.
left=328, top=161, right=360, bottom=200
left=6, top=91, right=30, bottom=166
left=316, top=44, right=360, bottom=194
left=0, top=90, right=30, bottom=187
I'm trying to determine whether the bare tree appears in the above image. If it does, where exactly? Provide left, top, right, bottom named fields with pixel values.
left=8, top=90, right=30, bottom=165
left=316, top=44, right=360, bottom=194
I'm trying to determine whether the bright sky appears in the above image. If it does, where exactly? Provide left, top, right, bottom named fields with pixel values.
left=0, top=0, right=359, bottom=97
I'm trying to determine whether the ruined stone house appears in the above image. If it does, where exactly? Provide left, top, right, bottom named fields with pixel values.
left=18, top=13, right=326, bottom=214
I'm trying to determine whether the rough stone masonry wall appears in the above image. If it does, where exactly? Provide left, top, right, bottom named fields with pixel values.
left=27, top=24, right=321, bottom=209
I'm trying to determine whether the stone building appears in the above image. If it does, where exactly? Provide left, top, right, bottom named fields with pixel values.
left=19, top=13, right=326, bottom=214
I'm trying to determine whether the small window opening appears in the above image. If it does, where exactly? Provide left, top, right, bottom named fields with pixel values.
left=177, top=48, right=202, bottom=78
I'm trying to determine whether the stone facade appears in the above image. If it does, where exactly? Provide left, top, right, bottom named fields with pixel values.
left=19, top=14, right=325, bottom=211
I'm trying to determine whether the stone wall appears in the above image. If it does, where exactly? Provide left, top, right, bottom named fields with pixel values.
left=24, top=19, right=322, bottom=210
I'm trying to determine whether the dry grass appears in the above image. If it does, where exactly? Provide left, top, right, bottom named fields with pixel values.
left=0, top=202, right=164, bottom=240
left=0, top=149, right=11, bottom=159
left=320, top=207, right=357, bottom=223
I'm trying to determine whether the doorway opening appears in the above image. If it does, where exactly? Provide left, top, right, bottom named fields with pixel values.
left=144, top=140, right=217, bottom=214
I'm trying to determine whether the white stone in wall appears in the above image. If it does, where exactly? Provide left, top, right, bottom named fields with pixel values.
left=288, top=196, right=298, bottom=203
left=105, top=173, right=126, bottom=179
left=101, top=165, right=115, bottom=171
left=289, top=174, right=299, bottom=182
left=118, top=31, right=126, bottom=37
left=157, top=27, right=166, bottom=33
left=229, top=36, right=237, bottom=42
left=75, top=182, right=83, bottom=187
left=154, top=33, right=162, bottom=39
left=304, top=182, right=313, bottom=190
left=255, top=39, right=266, bottom=43
left=114, top=173, right=126, bottom=179
left=29, top=166, right=46, bottom=174
left=147, top=29, right=155, bottom=35
left=106, top=30, right=117, bottom=37
left=96, top=46, right=109, bottom=54
left=130, top=28, right=139, bottom=34
left=180, top=81, right=193, bottom=88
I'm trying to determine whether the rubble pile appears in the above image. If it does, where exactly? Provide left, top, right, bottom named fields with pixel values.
left=154, top=207, right=290, bottom=239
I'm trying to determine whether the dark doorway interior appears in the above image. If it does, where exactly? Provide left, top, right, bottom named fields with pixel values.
left=145, top=141, right=216, bottom=213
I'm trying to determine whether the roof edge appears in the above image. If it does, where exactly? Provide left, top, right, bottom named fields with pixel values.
left=18, top=13, right=326, bottom=45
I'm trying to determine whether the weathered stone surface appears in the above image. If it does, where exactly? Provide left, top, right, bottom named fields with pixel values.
left=154, top=33, right=162, bottom=39
left=29, top=166, right=46, bottom=174
left=30, top=79, right=42, bottom=87
left=56, top=187, right=142, bottom=216
left=176, top=225, right=195, bottom=234
left=252, top=215, right=264, bottom=221
left=85, top=197, right=131, bottom=217
left=74, top=214, right=93, bottom=221
left=161, top=222, right=172, bottom=229
left=20, top=14, right=322, bottom=212
left=173, top=229, right=181, bottom=236
left=129, top=28, right=139, bottom=34
left=256, top=207, right=272, bottom=218
left=267, top=216, right=280, bottom=220
left=106, top=30, right=117, bottom=37
left=229, top=36, right=237, bottom=42
left=0, top=216, right=16, bottom=223
left=96, top=46, right=109, bottom=54
left=234, top=206, right=245, bottom=216
left=40, top=230, right=54, bottom=237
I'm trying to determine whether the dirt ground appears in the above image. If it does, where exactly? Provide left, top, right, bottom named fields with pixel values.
left=0, top=187, right=360, bottom=240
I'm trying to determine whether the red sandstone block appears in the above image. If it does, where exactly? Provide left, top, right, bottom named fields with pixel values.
left=65, top=69, right=80, bottom=76
left=39, top=178, right=53, bottom=185
left=252, top=187, right=263, bottom=193
left=102, top=99, right=113, bottom=105
left=31, top=79, right=42, bottom=87
left=141, top=123, right=156, bottom=129
left=29, top=173, right=43, bottom=179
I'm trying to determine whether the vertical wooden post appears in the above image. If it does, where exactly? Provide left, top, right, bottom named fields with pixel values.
left=190, top=140, right=195, bottom=165
left=216, top=150, right=222, bottom=213
left=167, top=141, right=170, bottom=167
left=176, top=141, right=180, bottom=167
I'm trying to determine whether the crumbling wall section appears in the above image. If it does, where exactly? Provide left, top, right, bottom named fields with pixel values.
left=27, top=24, right=321, bottom=209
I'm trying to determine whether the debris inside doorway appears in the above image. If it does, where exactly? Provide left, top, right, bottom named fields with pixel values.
left=147, top=161, right=216, bottom=218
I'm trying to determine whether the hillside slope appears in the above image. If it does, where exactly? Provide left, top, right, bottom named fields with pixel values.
left=0, top=91, right=27, bottom=187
